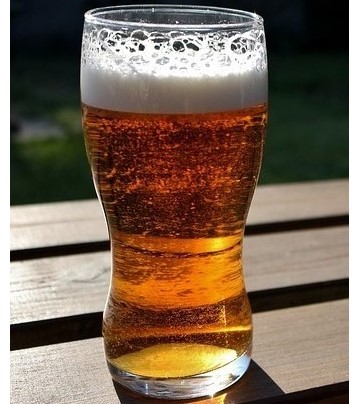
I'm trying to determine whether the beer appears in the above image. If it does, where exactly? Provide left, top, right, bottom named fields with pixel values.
left=81, top=5, right=267, bottom=398
left=82, top=103, right=266, bottom=372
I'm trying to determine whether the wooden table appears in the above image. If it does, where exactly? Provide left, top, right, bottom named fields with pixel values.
left=10, top=179, right=349, bottom=403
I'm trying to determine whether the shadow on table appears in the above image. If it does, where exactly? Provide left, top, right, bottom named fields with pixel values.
left=112, top=360, right=284, bottom=403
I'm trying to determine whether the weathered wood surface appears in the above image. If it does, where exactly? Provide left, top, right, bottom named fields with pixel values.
left=10, top=179, right=349, bottom=403
left=10, top=300, right=348, bottom=404
left=11, top=226, right=348, bottom=325
left=10, top=179, right=348, bottom=258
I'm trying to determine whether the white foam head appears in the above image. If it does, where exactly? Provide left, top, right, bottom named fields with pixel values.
left=81, top=11, right=268, bottom=114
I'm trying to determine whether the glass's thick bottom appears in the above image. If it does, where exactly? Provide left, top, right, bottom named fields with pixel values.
left=108, top=352, right=251, bottom=399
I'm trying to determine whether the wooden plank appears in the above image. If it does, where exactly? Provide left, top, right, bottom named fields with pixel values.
left=10, top=299, right=348, bottom=404
left=248, top=178, right=348, bottom=225
left=10, top=251, right=110, bottom=325
left=10, top=179, right=348, bottom=254
left=243, top=225, right=348, bottom=293
left=253, top=300, right=349, bottom=395
left=10, top=226, right=348, bottom=326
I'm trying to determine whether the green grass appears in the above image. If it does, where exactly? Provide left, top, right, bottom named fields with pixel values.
left=10, top=51, right=348, bottom=205
left=10, top=135, right=97, bottom=204
left=11, top=54, right=97, bottom=204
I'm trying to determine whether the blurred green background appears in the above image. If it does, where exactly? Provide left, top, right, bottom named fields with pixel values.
left=10, top=0, right=348, bottom=205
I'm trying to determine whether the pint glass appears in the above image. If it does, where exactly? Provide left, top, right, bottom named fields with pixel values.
left=81, top=5, right=267, bottom=399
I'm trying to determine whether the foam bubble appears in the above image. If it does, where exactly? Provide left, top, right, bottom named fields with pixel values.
left=81, top=28, right=267, bottom=114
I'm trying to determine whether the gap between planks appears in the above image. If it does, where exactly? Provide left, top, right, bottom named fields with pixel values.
left=10, top=278, right=348, bottom=351
left=10, top=214, right=348, bottom=262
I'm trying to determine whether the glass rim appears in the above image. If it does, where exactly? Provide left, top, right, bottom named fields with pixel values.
left=84, top=4, right=263, bottom=30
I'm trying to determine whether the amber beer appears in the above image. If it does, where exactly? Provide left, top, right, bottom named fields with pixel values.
left=81, top=5, right=267, bottom=399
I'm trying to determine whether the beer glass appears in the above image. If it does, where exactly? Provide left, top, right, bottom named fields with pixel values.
left=80, top=5, right=267, bottom=399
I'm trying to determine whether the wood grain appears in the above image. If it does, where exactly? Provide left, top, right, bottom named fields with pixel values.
left=10, top=179, right=349, bottom=403
left=10, top=299, right=348, bottom=404
left=10, top=179, right=348, bottom=254
left=10, top=226, right=348, bottom=325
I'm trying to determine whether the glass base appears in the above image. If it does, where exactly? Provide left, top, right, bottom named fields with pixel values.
left=108, top=353, right=251, bottom=399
